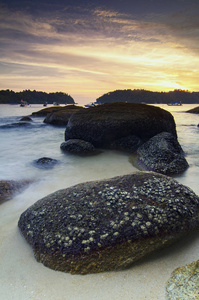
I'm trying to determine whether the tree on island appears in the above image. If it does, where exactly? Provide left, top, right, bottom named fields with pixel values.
left=96, top=89, right=199, bottom=104
left=0, top=89, right=75, bottom=105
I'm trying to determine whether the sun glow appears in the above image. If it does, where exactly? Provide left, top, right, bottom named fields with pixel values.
left=0, top=3, right=199, bottom=103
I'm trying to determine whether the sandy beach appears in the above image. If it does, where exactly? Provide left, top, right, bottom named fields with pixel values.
left=0, top=166, right=199, bottom=300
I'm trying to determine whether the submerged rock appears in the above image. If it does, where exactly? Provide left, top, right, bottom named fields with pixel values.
left=18, top=172, right=199, bottom=274
left=64, top=103, right=177, bottom=149
left=130, top=132, right=189, bottom=175
left=166, top=260, right=199, bottom=299
left=33, top=157, right=59, bottom=169
left=0, top=180, right=32, bottom=204
left=60, top=139, right=98, bottom=155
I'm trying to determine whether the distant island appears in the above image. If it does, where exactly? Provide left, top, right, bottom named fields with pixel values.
left=1, top=88, right=199, bottom=105
left=0, top=89, right=75, bottom=105
left=96, top=89, right=199, bottom=104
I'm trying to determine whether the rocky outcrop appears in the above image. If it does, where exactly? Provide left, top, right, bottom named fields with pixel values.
left=0, top=180, right=32, bottom=204
left=60, top=139, right=98, bottom=155
left=18, top=172, right=199, bottom=274
left=32, top=106, right=64, bottom=117
left=33, top=157, right=59, bottom=169
left=32, top=105, right=84, bottom=125
left=186, top=106, right=199, bottom=114
left=166, top=260, right=199, bottom=299
left=64, top=103, right=177, bottom=149
left=130, top=132, right=189, bottom=175
left=44, top=105, right=84, bottom=126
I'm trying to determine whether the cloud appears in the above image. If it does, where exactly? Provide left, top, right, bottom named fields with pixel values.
left=0, top=1, right=199, bottom=102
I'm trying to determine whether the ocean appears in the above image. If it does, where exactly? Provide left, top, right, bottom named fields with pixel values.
left=0, top=103, right=198, bottom=299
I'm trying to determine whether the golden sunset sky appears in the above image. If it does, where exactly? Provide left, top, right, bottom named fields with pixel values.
left=0, top=0, right=199, bottom=104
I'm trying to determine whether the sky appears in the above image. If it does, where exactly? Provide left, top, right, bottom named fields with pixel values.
left=0, top=0, right=199, bottom=104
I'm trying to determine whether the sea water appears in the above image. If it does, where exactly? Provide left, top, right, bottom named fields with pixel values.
left=0, top=103, right=198, bottom=300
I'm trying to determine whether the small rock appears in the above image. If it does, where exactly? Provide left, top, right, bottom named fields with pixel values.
left=0, top=180, right=32, bottom=204
left=60, top=139, right=98, bottom=155
left=166, top=260, right=199, bottom=299
left=20, top=116, right=32, bottom=121
left=33, top=157, right=59, bottom=169
left=130, top=132, right=189, bottom=175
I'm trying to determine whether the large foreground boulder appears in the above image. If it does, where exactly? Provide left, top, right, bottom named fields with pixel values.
left=0, top=180, right=32, bottom=204
left=64, top=103, right=177, bottom=149
left=166, top=260, right=199, bottom=299
left=18, top=172, right=199, bottom=274
left=130, top=132, right=189, bottom=175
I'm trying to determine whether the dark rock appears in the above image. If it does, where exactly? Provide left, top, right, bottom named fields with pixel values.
left=18, top=172, right=199, bottom=274
left=64, top=103, right=177, bottom=149
left=20, top=116, right=32, bottom=121
left=166, top=260, right=199, bottom=299
left=31, top=105, right=84, bottom=126
left=0, top=180, right=32, bottom=204
left=60, top=139, right=98, bottom=155
left=186, top=106, right=199, bottom=114
left=44, top=105, right=84, bottom=126
left=110, top=135, right=141, bottom=152
left=130, top=132, right=189, bottom=175
left=33, top=157, right=59, bottom=169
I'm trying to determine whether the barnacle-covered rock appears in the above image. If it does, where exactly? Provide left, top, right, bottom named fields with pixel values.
left=18, top=172, right=199, bottom=274
left=166, top=260, right=199, bottom=299
left=130, top=132, right=189, bottom=175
